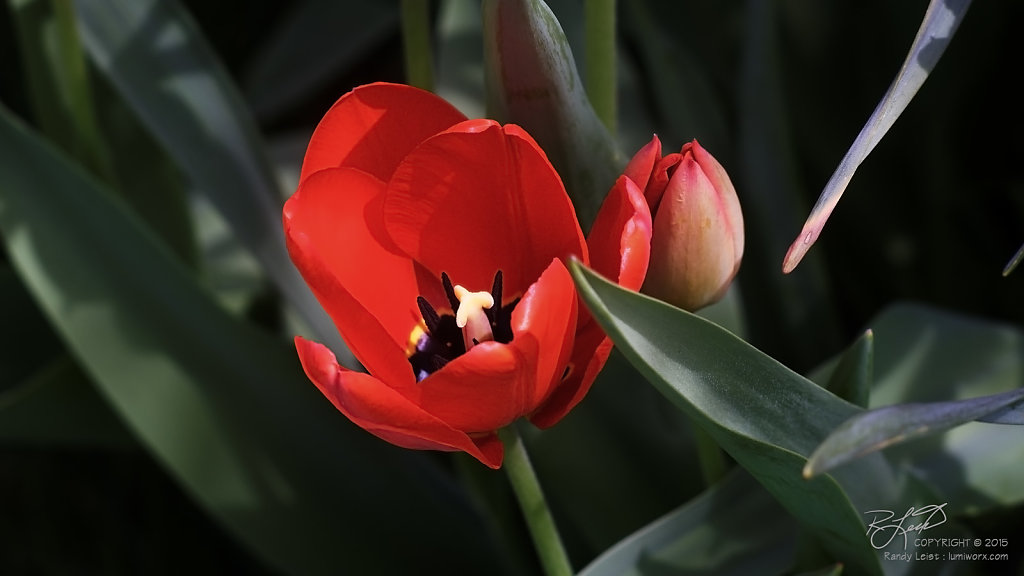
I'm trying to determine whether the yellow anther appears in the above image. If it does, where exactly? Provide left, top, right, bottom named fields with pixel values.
left=453, top=285, right=494, bottom=328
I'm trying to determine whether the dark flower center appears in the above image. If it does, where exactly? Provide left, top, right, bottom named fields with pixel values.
left=407, top=270, right=519, bottom=382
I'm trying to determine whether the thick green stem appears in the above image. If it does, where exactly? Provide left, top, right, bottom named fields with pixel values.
left=585, top=0, right=616, bottom=135
left=692, top=420, right=727, bottom=487
left=499, top=425, right=573, bottom=576
left=400, top=0, right=435, bottom=91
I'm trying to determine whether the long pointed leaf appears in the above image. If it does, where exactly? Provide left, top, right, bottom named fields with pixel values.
left=0, top=105, right=501, bottom=576
left=805, top=388, right=1024, bottom=478
left=580, top=470, right=796, bottom=576
left=72, top=0, right=348, bottom=360
left=569, top=262, right=890, bottom=575
left=783, top=0, right=972, bottom=272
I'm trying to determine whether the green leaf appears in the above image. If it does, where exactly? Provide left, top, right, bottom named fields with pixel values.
left=483, top=0, right=623, bottom=231
left=737, top=0, right=843, bottom=368
left=0, top=105, right=502, bottom=575
left=526, top=350, right=707, bottom=560
left=824, top=329, right=873, bottom=408
left=569, top=262, right=890, bottom=575
left=783, top=0, right=972, bottom=272
left=579, top=470, right=797, bottom=576
left=242, top=0, right=399, bottom=122
left=72, top=0, right=349, bottom=360
left=863, top=304, right=1024, bottom=516
left=620, top=0, right=729, bottom=152
left=437, top=0, right=486, bottom=117
left=7, top=0, right=113, bottom=180
left=0, top=265, right=61, bottom=388
left=805, top=388, right=1024, bottom=479
left=0, top=355, right=134, bottom=448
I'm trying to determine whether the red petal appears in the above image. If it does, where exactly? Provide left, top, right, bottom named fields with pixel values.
left=409, top=259, right=577, bottom=432
left=295, top=336, right=504, bottom=468
left=299, top=83, right=467, bottom=184
left=529, top=323, right=610, bottom=429
left=623, top=135, right=661, bottom=193
left=384, top=120, right=587, bottom=297
left=647, top=152, right=680, bottom=213
left=586, top=175, right=652, bottom=291
left=531, top=178, right=652, bottom=428
left=284, top=167, right=419, bottom=388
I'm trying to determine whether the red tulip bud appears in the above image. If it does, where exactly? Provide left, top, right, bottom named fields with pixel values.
left=628, top=137, right=744, bottom=311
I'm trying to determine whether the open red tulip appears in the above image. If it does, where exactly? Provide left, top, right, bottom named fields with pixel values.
left=284, top=83, right=651, bottom=468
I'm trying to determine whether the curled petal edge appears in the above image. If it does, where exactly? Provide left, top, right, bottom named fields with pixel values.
left=295, top=336, right=504, bottom=468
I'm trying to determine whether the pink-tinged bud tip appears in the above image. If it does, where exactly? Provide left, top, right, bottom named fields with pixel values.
left=639, top=140, right=744, bottom=312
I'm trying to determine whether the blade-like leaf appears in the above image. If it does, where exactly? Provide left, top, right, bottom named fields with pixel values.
left=865, top=304, right=1024, bottom=515
left=242, top=0, right=399, bottom=123
left=738, top=0, right=842, bottom=368
left=7, top=0, right=113, bottom=179
left=0, top=355, right=134, bottom=448
left=805, top=388, right=1024, bottom=478
left=569, top=262, right=891, bottom=576
left=73, top=0, right=349, bottom=360
left=824, top=329, right=873, bottom=409
left=579, top=469, right=797, bottom=576
left=783, top=0, right=972, bottom=272
left=1003, top=242, right=1024, bottom=276
left=0, top=105, right=501, bottom=576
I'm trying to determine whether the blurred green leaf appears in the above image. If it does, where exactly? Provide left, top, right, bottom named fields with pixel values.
left=570, top=262, right=892, bottom=575
left=242, top=0, right=399, bottom=123
left=0, top=355, right=134, bottom=448
left=794, top=564, right=844, bottom=576
left=805, top=388, right=1024, bottom=479
left=1003, top=242, right=1024, bottom=276
left=0, top=105, right=503, bottom=576
left=93, top=75, right=199, bottom=266
left=579, top=469, right=797, bottom=576
left=7, top=0, right=113, bottom=179
left=0, top=265, right=61, bottom=388
left=737, top=0, right=842, bottom=369
left=437, top=0, right=486, bottom=117
left=863, top=304, right=1024, bottom=516
left=619, top=0, right=729, bottom=153
left=824, top=329, right=873, bottom=409
left=483, top=0, right=622, bottom=231
left=783, top=0, right=972, bottom=272
left=526, top=350, right=705, bottom=563
left=72, top=0, right=349, bottom=360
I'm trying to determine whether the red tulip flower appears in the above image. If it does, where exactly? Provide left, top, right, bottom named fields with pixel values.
left=284, top=83, right=651, bottom=468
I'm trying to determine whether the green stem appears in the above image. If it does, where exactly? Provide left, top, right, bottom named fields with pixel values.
left=584, top=0, right=616, bottom=136
left=499, top=425, right=573, bottom=576
left=400, top=0, right=435, bottom=91
left=692, top=421, right=727, bottom=487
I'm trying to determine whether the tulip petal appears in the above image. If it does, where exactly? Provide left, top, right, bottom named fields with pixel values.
left=530, top=325, right=610, bottom=429
left=295, top=336, right=504, bottom=469
left=384, top=120, right=587, bottom=297
left=686, top=141, right=744, bottom=263
left=299, top=82, right=467, bottom=184
left=586, top=175, right=653, bottom=292
left=411, top=260, right=577, bottom=432
left=623, top=135, right=661, bottom=194
left=530, top=180, right=651, bottom=429
left=284, top=167, right=419, bottom=388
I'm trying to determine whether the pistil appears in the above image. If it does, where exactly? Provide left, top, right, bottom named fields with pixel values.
left=454, top=285, right=495, bottom=349
left=406, top=270, right=518, bottom=382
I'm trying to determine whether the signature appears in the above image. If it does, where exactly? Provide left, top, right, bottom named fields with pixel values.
left=864, top=504, right=948, bottom=550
